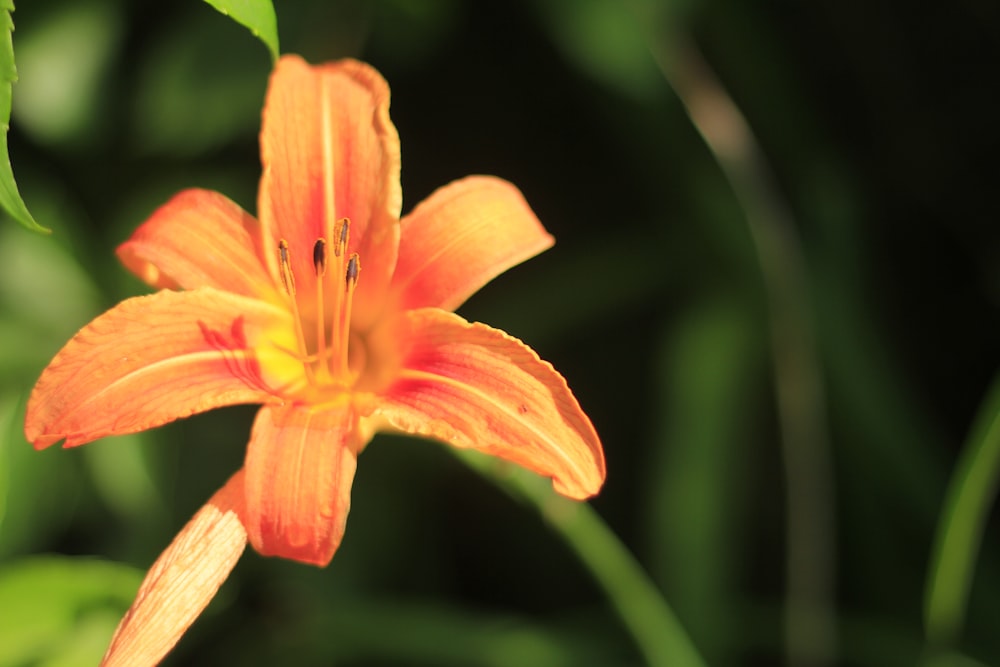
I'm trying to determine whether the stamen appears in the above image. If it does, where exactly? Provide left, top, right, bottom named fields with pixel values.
left=278, top=239, right=295, bottom=296
left=313, top=238, right=330, bottom=383
left=346, top=253, right=360, bottom=286
left=276, top=240, right=313, bottom=384
left=327, top=220, right=350, bottom=380
left=275, top=232, right=359, bottom=388
left=336, top=218, right=350, bottom=257
left=335, top=253, right=360, bottom=377
left=313, top=238, right=328, bottom=277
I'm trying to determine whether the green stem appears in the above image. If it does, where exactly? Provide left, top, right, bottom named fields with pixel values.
left=924, top=369, right=1000, bottom=649
left=456, top=450, right=707, bottom=667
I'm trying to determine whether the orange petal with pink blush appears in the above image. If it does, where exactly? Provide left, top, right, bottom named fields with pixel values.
left=392, top=176, right=554, bottom=312
left=379, top=309, right=605, bottom=499
left=118, top=189, right=273, bottom=297
left=244, top=404, right=359, bottom=566
left=25, top=288, right=286, bottom=449
left=257, top=56, right=401, bottom=328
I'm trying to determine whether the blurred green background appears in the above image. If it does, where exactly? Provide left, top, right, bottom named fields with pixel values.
left=2, top=1, right=999, bottom=665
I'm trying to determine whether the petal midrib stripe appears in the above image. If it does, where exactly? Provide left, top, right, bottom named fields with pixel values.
left=74, top=349, right=269, bottom=415
left=393, top=367, right=591, bottom=487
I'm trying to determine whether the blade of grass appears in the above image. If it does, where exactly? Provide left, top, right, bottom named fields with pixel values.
left=455, top=449, right=707, bottom=667
left=924, top=370, right=1000, bottom=649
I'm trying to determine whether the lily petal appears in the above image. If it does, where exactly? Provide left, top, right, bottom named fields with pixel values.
left=117, top=189, right=274, bottom=298
left=244, top=404, right=359, bottom=566
left=393, top=176, right=554, bottom=312
left=25, top=288, right=287, bottom=449
left=258, top=56, right=401, bottom=327
left=378, top=309, right=605, bottom=499
left=102, top=471, right=248, bottom=667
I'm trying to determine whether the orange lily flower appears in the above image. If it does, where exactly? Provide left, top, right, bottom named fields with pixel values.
left=25, top=55, right=604, bottom=665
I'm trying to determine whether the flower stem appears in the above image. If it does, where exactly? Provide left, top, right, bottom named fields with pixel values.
left=455, top=450, right=707, bottom=667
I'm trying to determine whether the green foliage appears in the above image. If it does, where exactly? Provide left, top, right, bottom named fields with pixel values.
left=3, top=2, right=999, bottom=666
left=202, top=0, right=279, bottom=62
left=11, top=1, right=121, bottom=150
left=0, top=556, right=141, bottom=665
left=0, top=1, right=46, bottom=233
left=647, top=298, right=761, bottom=664
left=130, top=10, right=270, bottom=157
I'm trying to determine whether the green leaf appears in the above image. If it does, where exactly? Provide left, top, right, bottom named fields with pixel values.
left=0, top=1, right=47, bottom=233
left=203, top=0, right=280, bottom=62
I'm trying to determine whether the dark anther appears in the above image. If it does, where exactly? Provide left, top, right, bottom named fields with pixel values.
left=336, top=218, right=350, bottom=256
left=278, top=239, right=296, bottom=295
left=346, top=253, right=360, bottom=285
left=313, top=238, right=328, bottom=276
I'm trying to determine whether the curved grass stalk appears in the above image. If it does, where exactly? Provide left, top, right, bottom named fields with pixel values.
left=456, top=449, right=707, bottom=667
left=924, top=370, right=1000, bottom=649
left=648, top=35, right=837, bottom=665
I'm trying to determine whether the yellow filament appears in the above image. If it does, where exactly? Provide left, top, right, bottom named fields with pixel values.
left=329, top=219, right=351, bottom=379
left=274, top=224, right=359, bottom=391
left=337, top=253, right=360, bottom=378
left=313, top=238, right=331, bottom=383
left=278, top=239, right=296, bottom=296
left=276, top=240, right=315, bottom=384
